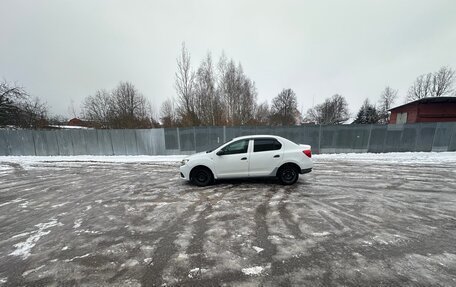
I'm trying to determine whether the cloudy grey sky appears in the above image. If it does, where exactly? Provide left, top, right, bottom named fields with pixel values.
left=1, top=0, right=455, bottom=118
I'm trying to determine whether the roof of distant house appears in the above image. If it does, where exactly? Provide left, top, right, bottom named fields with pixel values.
left=389, top=96, right=456, bottom=111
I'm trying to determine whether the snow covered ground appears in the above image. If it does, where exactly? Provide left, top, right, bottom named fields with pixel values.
left=0, top=152, right=455, bottom=286
left=1, top=151, right=455, bottom=167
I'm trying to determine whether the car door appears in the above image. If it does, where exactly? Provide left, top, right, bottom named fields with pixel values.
left=213, top=139, right=251, bottom=178
left=248, top=138, right=283, bottom=177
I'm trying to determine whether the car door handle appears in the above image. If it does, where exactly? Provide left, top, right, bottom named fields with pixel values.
left=273, top=155, right=280, bottom=158
left=241, top=157, right=247, bottom=160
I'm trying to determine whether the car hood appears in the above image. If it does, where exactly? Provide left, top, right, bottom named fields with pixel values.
left=184, top=151, right=210, bottom=160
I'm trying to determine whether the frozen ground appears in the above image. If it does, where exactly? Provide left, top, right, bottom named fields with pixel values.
left=0, top=153, right=455, bottom=286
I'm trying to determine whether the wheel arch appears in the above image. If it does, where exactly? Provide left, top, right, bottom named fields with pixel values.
left=276, top=162, right=301, bottom=176
left=190, top=165, right=215, bottom=180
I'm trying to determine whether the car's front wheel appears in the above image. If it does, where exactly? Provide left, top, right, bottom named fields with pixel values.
left=190, top=167, right=213, bottom=187
left=278, top=165, right=299, bottom=185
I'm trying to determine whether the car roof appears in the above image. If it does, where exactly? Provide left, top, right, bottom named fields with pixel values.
left=232, top=135, right=284, bottom=141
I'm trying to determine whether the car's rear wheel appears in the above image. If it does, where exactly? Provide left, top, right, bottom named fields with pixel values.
left=190, top=167, right=213, bottom=187
left=278, top=164, right=299, bottom=185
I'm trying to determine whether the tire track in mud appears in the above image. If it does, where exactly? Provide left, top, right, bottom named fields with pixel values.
left=252, top=186, right=278, bottom=284
left=278, top=190, right=307, bottom=239
left=185, top=190, right=228, bottom=271
left=139, top=197, right=209, bottom=286
left=308, top=198, right=383, bottom=231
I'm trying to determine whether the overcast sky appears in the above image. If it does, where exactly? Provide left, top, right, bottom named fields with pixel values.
left=1, top=0, right=455, bottom=118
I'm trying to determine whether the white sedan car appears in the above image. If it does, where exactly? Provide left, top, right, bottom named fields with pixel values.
left=180, top=135, right=313, bottom=186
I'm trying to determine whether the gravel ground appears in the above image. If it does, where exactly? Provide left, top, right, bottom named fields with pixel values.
left=0, top=156, right=455, bottom=286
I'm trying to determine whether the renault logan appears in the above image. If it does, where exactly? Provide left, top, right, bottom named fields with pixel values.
left=180, top=135, right=312, bottom=186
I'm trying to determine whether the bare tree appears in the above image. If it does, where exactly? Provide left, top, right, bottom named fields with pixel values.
left=306, top=94, right=350, bottom=125
left=253, top=101, right=270, bottom=125
left=175, top=42, right=198, bottom=126
left=82, top=89, right=113, bottom=126
left=270, top=89, right=299, bottom=126
left=19, top=96, right=48, bottom=128
left=0, top=80, right=48, bottom=128
left=432, top=66, right=455, bottom=97
left=0, top=80, right=27, bottom=126
left=82, top=82, right=156, bottom=128
left=194, top=53, right=224, bottom=126
left=218, top=59, right=256, bottom=125
left=160, top=98, right=178, bottom=127
left=407, top=73, right=433, bottom=101
left=111, top=82, right=152, bottom=128
left=378, top=86, right=398, bottom=124
left=407, top=66, right=455, bottom=102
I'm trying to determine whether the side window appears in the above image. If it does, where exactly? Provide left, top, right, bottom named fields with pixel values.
left=222, top=140, right=249, bottom=155
left=254, top=138, right=282, bottom=152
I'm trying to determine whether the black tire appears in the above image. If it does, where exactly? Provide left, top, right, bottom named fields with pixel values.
left=190, top=167, right=213, bottom=187
left=278, top=165, right=299, bottom=185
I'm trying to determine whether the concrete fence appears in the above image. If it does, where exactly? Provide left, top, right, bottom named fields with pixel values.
left=1, top=122, right=455, bottom=156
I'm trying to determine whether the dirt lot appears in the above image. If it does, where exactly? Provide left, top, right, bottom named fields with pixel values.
left=1, top=155, right=456, bottom=286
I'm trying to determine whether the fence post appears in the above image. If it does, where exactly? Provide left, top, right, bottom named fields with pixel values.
left=176, top=127, right=181, bottom=151
left=318, top=124, right=322, bottom=153
left=223, top=126, right=226, bottom=143
left=366, top=124, right=373, bottom=153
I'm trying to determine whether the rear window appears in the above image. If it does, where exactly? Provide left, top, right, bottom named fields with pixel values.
left=254, top=138, right=282, bottom=152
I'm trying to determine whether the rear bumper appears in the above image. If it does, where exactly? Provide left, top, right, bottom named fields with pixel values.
left=300, top=168, right=312, bottom=174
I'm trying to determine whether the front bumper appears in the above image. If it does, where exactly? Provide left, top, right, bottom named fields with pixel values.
left=179, top=164, right=191, bottom=180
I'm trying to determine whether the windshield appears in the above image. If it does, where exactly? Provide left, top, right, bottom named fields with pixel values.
left=206, top=139, right=232, bottom=153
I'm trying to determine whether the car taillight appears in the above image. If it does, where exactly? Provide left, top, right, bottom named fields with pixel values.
left=303, top=149, right=312, bottom=158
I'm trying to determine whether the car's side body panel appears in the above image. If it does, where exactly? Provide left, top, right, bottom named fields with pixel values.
left=179, top=135, right=313, bottom=184
left=248, top=138, right=284, bottom=177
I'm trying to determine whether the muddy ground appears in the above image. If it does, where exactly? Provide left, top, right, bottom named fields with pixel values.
left=0, top=157, right=455, bottom=286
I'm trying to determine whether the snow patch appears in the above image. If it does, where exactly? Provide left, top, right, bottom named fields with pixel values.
left=0, top=155, right=185, bottom=167
left=121, top=259, right=139, bottom=268
left=242, top=265, right=270, bottom=276
left=19, top=201, right=29, bottom=208
left=10, top=219, right=60, bottom=259
left=312, top=232, right=330, bottom=237
left=252, top=246, right=264, bottom=253
left=22, top=265, right=45, bottom=277
left=314, top=152, right=456, bottom=165
left=11, top=232, right=31, bottom=239
left=52, top=202, right=69, bottom=208
left=66, top=253, right=91, bottom=262
left=0, top=198, right=24, bottom=207
left=188, top=267, right=207, bottom=278
left=73, top=219, right=82, bottom=229
left=61, top=246, right=69, bottom=251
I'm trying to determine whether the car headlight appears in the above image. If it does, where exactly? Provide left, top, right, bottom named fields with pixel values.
left=181, top=159, right=189, bottom=166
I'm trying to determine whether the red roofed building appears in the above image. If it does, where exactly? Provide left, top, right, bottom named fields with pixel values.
left=389, top=97, right=456, bottom=124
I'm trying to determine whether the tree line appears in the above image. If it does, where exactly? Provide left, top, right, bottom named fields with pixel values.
left=1, top=45, right=455, bottom=129
left=0, top=80, right=48, bottom=128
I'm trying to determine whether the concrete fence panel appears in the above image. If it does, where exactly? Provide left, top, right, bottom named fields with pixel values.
left=70, top=130, right=88, bottom=155
left=416, top=123, right=437, bottom=152
left=1, top=122, right=456, bottom=156
left=179, top=128, right=195, bottom=152
left=96, top=130, right=114, bottom=155
left=56, top=130, right=74, bottom=155
left=6, top=130, right=35, bottom=156
left=432, top=123, right=455, bottom=152
left=110, top=129, right=127, bottom=155
left=0, top=130, right=8, bottom=156
left=123, top=129, right=138, bottom=155
left=194, top=127, right=224, bottom=153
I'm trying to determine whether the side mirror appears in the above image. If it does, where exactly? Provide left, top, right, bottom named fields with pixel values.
left=216, top=150, right=225, bottom=156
